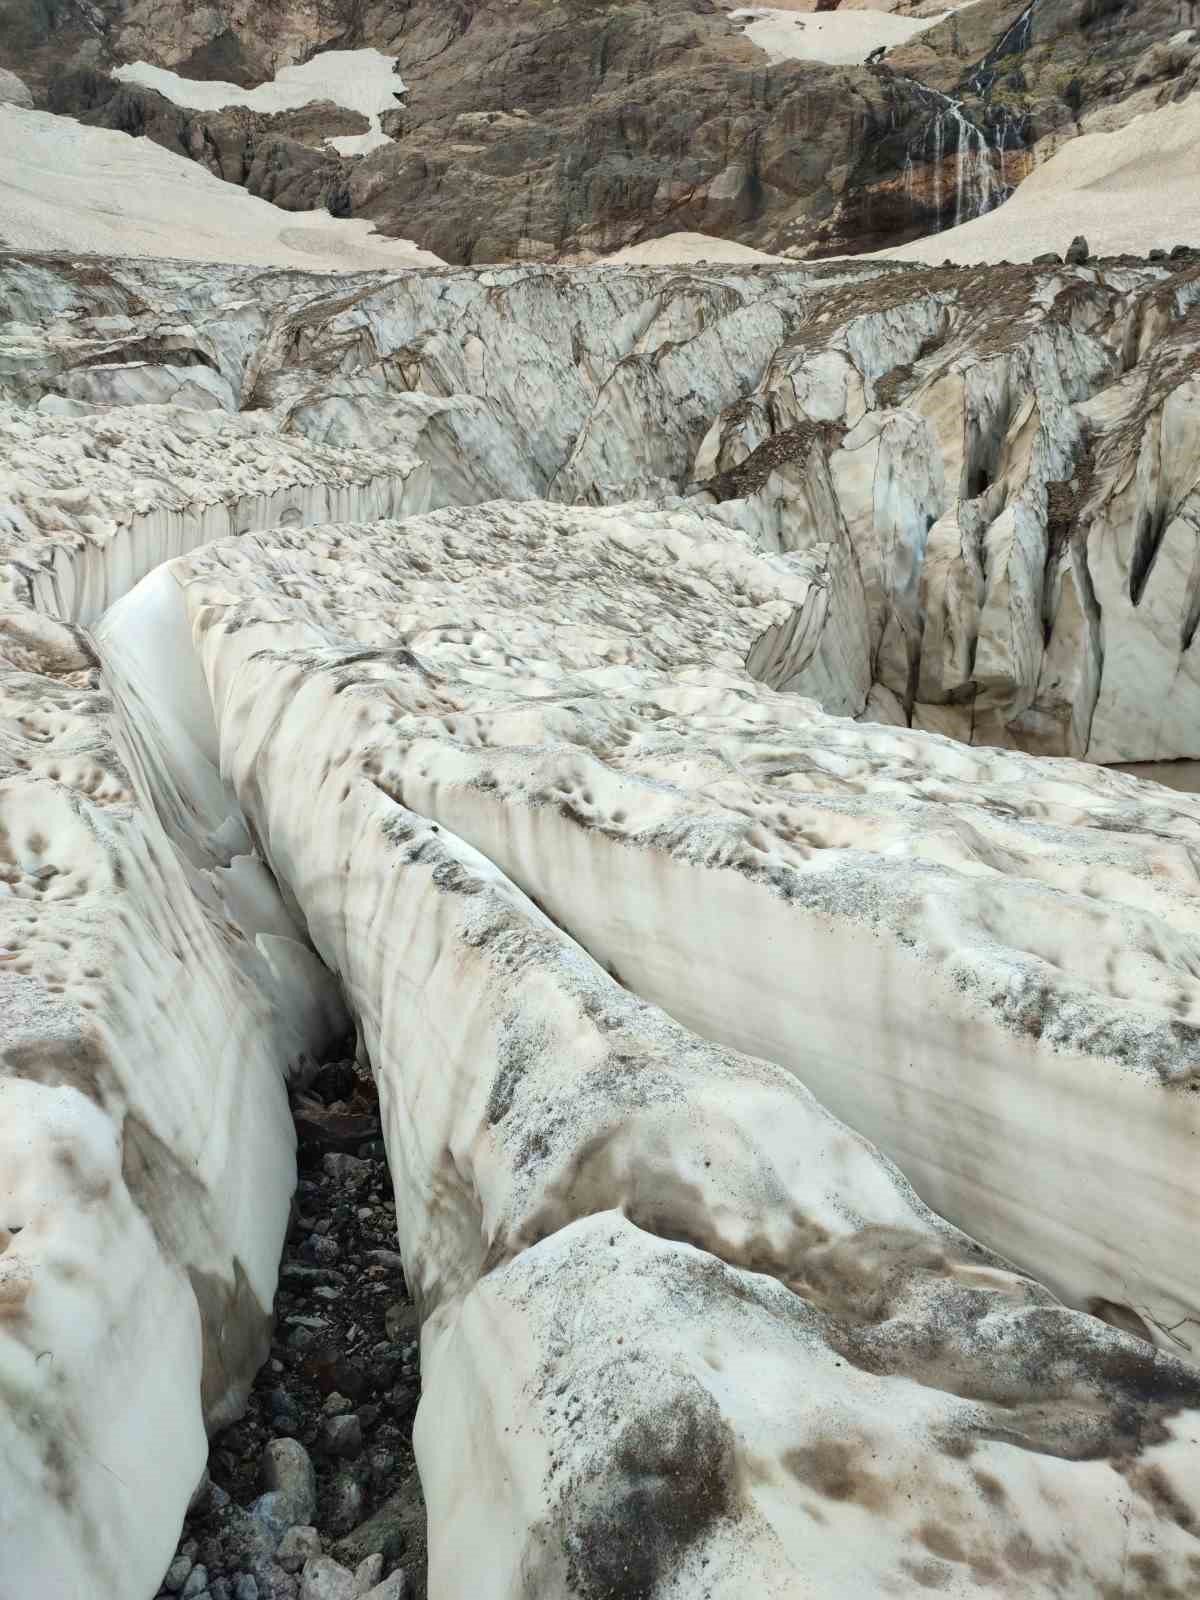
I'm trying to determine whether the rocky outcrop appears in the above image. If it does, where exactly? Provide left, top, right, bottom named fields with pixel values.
left=10, top=0, right=1200, bottom=262
left=0, top=0, right=350, bottom=101
left=41, top=72, right=361, bottom=215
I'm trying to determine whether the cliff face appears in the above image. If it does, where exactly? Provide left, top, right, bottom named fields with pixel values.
left=4, top=0, right=1200, bottom=259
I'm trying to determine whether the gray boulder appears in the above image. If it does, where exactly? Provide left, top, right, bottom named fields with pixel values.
left=0, top=67, right=33, bottom=108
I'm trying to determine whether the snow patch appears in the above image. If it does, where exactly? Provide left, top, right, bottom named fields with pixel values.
left=0, top=106, right=440, bottom=268
left=116, top=48, right=404, bottom=157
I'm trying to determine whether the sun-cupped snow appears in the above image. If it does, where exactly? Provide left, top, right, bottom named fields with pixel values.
left=164, top=502, right=1200, bottom=1364
left=115, top=49, right=405, bottom=156
left=128, top=501, right=1200, bottom=1598
left=0, top=403, right=429, bottom=624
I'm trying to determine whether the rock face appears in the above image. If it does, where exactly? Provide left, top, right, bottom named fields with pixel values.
left=4, top=242, right=1200, bottom=1598
left=9, top=0, right=1200, bottom=261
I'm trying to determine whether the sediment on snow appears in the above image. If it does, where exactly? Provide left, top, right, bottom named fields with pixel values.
left=6, top=245, right=1200, bottom=1600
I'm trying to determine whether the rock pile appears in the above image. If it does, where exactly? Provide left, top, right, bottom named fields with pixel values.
left=151, top=1052, right=426, bottom=1600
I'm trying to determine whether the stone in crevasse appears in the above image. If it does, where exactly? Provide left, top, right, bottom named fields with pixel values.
left=300, top=1235, right=340, bottom=1267
left=352, top=1555, right=383, bottom=1593
left=163, top=1554, right=195, bottom=1593
left=259, top=1440, right=318, bottom=1528
left=248, top=1564, right=298, bottom=1600
left=275, top=1528, right=323, bottom=1576
left=360, top=1573, right=409, bottom=1600
left=298, top=1555, right=357, bottom=1600
left=320, top=1416, right=364, bottom=1460
left=325, top=1470, right=367, bottom=1538
left=322, top=1154, right=372, bottom=1188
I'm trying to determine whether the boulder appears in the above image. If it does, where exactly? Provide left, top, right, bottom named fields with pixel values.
left=0, top=66, right=33, bottom=107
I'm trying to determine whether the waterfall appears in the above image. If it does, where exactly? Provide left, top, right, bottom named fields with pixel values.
left=896, top=77, right=1012, bottom=230
left=966, top=0, right=1039, bottom=97
left=886, top=0, right=1035, bottom=234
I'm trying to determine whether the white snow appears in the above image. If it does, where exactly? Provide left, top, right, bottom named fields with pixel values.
left=876, top=92, right=1200, bottom=263
left=731, top=3, right=949, bottom=64
left=604, top=230, right=784, bottom=263
left=115, top=47, right=404, bottom=156
left=0, top=106, right=442, bottom=269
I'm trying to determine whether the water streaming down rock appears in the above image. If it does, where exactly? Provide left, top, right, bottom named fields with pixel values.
left=896, top=77, right=1022, bottom=230
left=966, top=0, right=1039, bottom=97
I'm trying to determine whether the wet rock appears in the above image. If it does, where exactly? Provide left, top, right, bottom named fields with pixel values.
left=299, top=1555, right=357, bottom=1600
left=293, top=1106, right=380, bottom=1153
left=260, top=1439, right=317, bottom=1527
left=383, top=1303, right=418, bottom=1343
left=181, top=1566, right=210, bottom=1598
left=1065, top=234, right=1090, bottom=263
left=360, top=1573, right=408, bottom=1600
left=249, top=1568, right=298, bottom=1600
left=280, top=1265, right=346, bottom=1290
left=267, top=1389, right=304, bottom=1437
left=275, top=1528, right=322, bottom=1576
left=320, top=1416, right=363, bottom=1460
left=325, top=1470, right=366, bottom=1538
left=363, top=1251, right=404, bottom=1274
left=215, top=1509, right=276, bottom=1575
left=1032, top=251, right=1062, bottom=264
left=234, top=1578, right=259, bottom=1600
left=323, top=1153, right=373, bottom=1188
left=311, top=1061, right=358, bottom=1103
left=353, top=1555, right=383, bottom=1592
left=164, top=1553, right=195, bottom=1593
left=331, top=1488, right=414, bottom=1572
left=300, top=1235, right=340, bottom=1267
